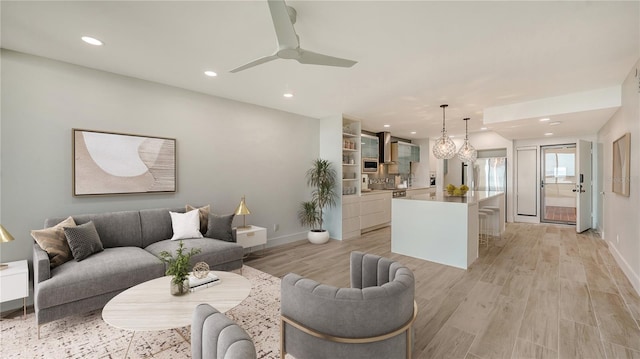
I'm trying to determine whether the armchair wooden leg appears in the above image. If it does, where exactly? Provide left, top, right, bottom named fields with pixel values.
left=280, top=317, right=286, bottom=359
left=406, top=326, right=412, bottom=359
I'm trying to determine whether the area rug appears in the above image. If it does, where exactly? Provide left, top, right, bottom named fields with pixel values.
left=0, top=266, right=282, bottom=359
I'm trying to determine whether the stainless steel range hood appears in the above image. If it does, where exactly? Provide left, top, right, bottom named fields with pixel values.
left=377, top=132, right=395, bottom=164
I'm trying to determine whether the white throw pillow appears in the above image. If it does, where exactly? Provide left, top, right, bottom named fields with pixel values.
left=170, top=209, right=204, bottom=240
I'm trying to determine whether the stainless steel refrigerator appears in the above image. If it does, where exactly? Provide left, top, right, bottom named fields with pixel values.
left=468, top=157, right=507, bottom=219
left=473, top=157, right=507, bottom=192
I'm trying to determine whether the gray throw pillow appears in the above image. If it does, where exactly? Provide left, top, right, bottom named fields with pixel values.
left=205, top=213, right=235, bottom=242
left=64, top=221, right=104, bottom=261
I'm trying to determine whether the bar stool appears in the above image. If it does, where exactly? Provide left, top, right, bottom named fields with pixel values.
left=481, top=206, right=501, bottom=239
left=478, top=211, right=489, bottom=248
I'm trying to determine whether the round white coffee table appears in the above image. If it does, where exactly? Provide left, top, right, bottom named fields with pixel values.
left=102, top=271, right=251, bottom=331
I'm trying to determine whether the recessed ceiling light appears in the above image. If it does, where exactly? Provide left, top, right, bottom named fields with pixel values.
left=204, top=71, right=217, bottom=77
left=410, top=131, right=417, bottom=135
left=383, top=124, right=390, bottom=128
left=283, top=93, right=293, bottom=98
left=480, top=127, right=488, bottom=130
left=544, top=132, right=553, bottom=136
left=549, top=121, right=562, bottom=126
left=81, top=36, right=103, bottom=46
left=539, top=118, right=550, bottom=122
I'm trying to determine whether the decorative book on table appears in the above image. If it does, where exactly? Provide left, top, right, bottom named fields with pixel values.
left=188, top=272, right=220, bottom=292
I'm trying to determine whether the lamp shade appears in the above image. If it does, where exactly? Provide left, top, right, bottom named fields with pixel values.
left=235, top=196, right=251, bottom=216
left=0, top=225, right=14, bottom=243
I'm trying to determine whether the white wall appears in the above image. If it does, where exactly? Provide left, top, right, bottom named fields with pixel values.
left=0, top=50, right=320, bottom=307
left=597, top=59, right=640, bottom=293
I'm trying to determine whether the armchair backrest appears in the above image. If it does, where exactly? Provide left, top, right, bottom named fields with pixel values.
left=350, top=251, right=411, bottom=288
left=192, top=304, right=256, bottom=359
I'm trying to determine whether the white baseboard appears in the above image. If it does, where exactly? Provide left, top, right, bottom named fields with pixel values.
left=514, top=215, right=539, bottom=224
left=608, top=241, right=640, bottom=295
left=264, top=231, right=308, bottom=249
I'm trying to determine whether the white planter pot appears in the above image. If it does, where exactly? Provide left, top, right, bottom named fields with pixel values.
left=307, top=230, right=330, bottom=244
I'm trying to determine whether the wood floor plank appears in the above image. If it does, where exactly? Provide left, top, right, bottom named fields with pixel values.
left=467, top=295, right=527, bottom=359
left=514, top=338, right=558, bottom=359
left=559, top=318, right=606, bottom=359
left=518, top=292, right=559, bottom=351
left=604, top=342, right=640, bottom=359
left=583, top=258, right=619, bottom=294
left=418, top=325, right=475, bottom=359
left=559, top=279, right=597, bottom=326
left=559, top=257, right=587, bottom=283
left=590, top=290, right=640, bottom=351
left=446, top=281, right=503, bottom=335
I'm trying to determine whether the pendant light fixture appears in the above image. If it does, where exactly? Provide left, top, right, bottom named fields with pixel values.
left=457, top=117, right=477, bottom=163
left=432, top=104, right=457, bottom=159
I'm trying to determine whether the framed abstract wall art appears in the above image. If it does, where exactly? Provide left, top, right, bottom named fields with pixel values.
left=73, top=129, right=176, bottom=196
left=612, top=132, right=630, bottom=197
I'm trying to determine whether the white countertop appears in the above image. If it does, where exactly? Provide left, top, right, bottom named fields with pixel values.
left=399, top=190, right=504, bottom=204
left=361, top=186, right=434, bottom=195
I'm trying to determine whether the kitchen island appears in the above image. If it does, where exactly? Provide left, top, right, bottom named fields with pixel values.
left=391, top=191, right=504, bottom=269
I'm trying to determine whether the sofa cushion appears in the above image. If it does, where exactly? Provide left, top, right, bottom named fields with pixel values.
left=35, top=247, right=164, bottom=310
left=45, top=211, right=143, bottom=248
left=31, top=216, right=76, bottom=269
left=205, top=213, right=236, bottom=242
left=145, top=238, right=243, bottom=270
left=170, top=210, right=204, bottom=240
left=64, top=221, right=104, bottom=261
left=186, top=204, right=210, bottom=235
left=139, top=208, right=184, bottom=248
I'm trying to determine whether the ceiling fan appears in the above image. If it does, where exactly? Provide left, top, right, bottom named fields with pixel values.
left=230, top=0, right=358, bottom=73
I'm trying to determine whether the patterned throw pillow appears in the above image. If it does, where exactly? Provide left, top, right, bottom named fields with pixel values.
left=63, top=221, right=104, bottom=261
left=186, top=204, right=210, bottom=234
left=31, top=216, right=76, bottom=268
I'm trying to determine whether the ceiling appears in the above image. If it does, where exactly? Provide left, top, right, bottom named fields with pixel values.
left=2, top=1, right=638, bottom=140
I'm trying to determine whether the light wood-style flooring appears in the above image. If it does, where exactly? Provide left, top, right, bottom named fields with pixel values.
left=246, top=223, right=640, bottom=359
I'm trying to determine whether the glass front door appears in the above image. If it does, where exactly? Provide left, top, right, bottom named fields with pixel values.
left=541, top=145, right=577, bottom=224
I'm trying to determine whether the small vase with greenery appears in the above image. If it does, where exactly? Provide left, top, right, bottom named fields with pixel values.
left=158, top=240, right=201, bottom=295
left=298, top=159, right=338, bottom=244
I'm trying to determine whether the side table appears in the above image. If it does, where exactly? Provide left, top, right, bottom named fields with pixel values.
left=0, top=259, right=29, bottom=318
left=235, top=226, right=267, bottom=258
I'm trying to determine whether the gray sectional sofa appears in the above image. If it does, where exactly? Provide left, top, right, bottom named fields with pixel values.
left=33, top=207, right=244, bottom=330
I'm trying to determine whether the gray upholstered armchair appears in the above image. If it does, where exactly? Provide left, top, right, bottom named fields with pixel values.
left=280, top=251, right=417, bottom=359
left=192, top=303, right=257, bottom=359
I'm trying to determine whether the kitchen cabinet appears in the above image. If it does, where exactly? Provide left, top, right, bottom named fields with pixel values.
left=342, top=195, right=361, bottom=239
left=360, top=191, right=392, bottom=231
left=361, top=134, right=379, bottom=159
left=391, top=142, right=421, bottom=175
left=411, top=145, right=420, bottom=162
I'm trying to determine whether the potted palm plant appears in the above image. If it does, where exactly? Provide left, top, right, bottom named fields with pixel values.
left=298, top=159, right=338, bottom=244
left=158, top=240, right=201, bottom=295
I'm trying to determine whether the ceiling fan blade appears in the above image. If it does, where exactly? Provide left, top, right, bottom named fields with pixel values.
left=230, top=54, right=278, bottom=73
left=267, top=0, right=299, bottom=48
left=297, top=49, right=357, bottom=68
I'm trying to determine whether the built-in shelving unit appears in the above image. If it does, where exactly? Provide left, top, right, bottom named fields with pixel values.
left=342, top=118, right=361, bottom=196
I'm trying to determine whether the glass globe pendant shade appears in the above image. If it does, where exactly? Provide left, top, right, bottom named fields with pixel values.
left=433, top=135, right=457, bottom=159
left=457, top=117, right=477, bottom=163
left=457, top=140, right=477, bottom=163
left=432, top=104, right=457, bottom=159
